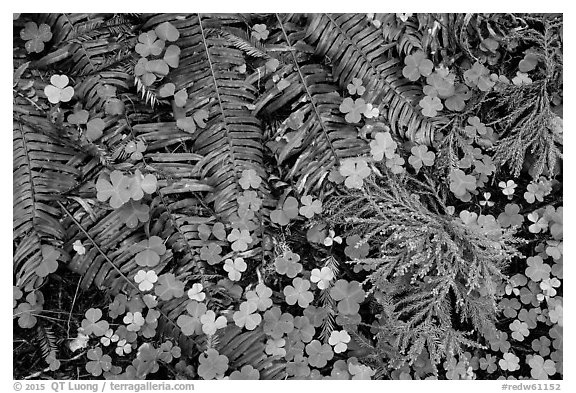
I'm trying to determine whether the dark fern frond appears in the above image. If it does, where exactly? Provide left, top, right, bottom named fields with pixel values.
left=304, top=13, right=442, bottom=144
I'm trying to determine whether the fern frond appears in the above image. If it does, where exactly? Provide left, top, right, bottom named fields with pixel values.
left=13, top=110, right=80, bottom=290
left=304, top=13, right=443, bottom=144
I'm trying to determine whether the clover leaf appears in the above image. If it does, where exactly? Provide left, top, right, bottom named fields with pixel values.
left=133, top=236, right=166, bottom=267
left=187, top=283, right=206, bottom=302
left=246, top=283, right=273, bottom=312
left=200, top=310, right=227, bottom=335
left=408, top=144, right=435, bottom=172
left=499, top=180, right=517, bottom=197
left=227, top=228, right=253, bottom=252
left=86, top=347, right=112, bottom=377
left=86, top=118, right=105, bottom=142
left=44, top=74, right=74, bottom=104
left=200, top=243, right=222, bottom=265
left=347, top=78, right=366, bottom=96
left=423, top=71, right=455, bottom=98
left=329, top=330, right=351, bottom=353
left=464, top=62, right=495, bottom=92
left=330, top=279, right=365, bottom=315
left=274, top=251, right=302, bottom=278
left=525, top=256, right=551, bottom=282
left=155, top=21, right=180, bottom=42
left=134, top=270, right=158, bottom=291
left=135, top=31, right=165, bottom=57
left=223, top=257, right=247, bottom=281
left=444, top=84, right=471, bottom=112
left=239, top=169, right=262, bottom=190
left=123, top=311, right=145, bottom=332
left=252, top=24, right=269, bottom=41
left=36, top=244, right=59, bottom=277
left=20, top=22, right=52, bottom=53
left=158, top=82, right=175, bottom=98
left=528, top=355, right=556, bottom=379
left=449, top=169, right=477, bottom=198
left=339, top=97, right=367, bottom=123
left=233, top=301, right=262, bottom=330
left=176, top=301, right=207, bottom=336
left=363, top=103, right=380, bottom=119
left=284, top=278, right=314, bottom=308
left=118, top=200, right=150, bottom=228
left=519, top=52, right=539, bottom=73
left=512, top=71, right=532, bottom=86
left=509, top=319, right=529, bottom=341
left=230, top=365, right=260, bottom=380
left=96, top=170, right=132, bottom=209
left=497, top=203, right=524, bottom=228
left=299, top=195, right=322, bottom=218
left=402, top=50, right=433, bottom=81
left=310, top=267, right=334, bottom=290
left=125, top=140, right=147, bottom=160
left=68, top=109, right=89, bottom=125
left=339, top=157, right=371, bottom=189
left=305, top=340, right=334, bottom=368
left=198, top=349, right=228, bottom=380
left=370, top=131, right=397, bottom=161
left=14, top=302, right=39, bottom=328
left=263, top=307, right=295, bottom=339
left=344, top=235, right=369, bottom=260
left=237, top=190, right=262, bottom=213
left=154, top=273, right=185, bottom=301
left=498, top=352, right=520, bottom=372
left=419, top=95, right=443, bottom=117
left=270, top=196, right=299, bottom=225
left=81, top=308, right=109, bottom=337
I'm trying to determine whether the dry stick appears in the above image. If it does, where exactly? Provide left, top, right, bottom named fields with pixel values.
left=66, top=276, right=82, bottom=339
left=57, top=201, right=188, bottom=338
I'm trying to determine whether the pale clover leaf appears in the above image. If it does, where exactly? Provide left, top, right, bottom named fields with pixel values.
left=339, top=157, right=371, bottom=189
left=419, top=95, right=443, bottom=117
left=339, top=97, right=367, bottom=123
left=96, top=170, right=132, bottom=209
left=402, top=50, right=434, bottom=81
left=449, top=169, right=477, bottom=197
left=154, top=273, right=185, bottom=301
left=44, top=75, right=74, bottom=104
left=299, top=195, right=322, bottom=218
left=370, top=131, right=397, bottom=161
left=20, top=22, right=52, bottom=53
left=408, top=145, right=435, bottom=172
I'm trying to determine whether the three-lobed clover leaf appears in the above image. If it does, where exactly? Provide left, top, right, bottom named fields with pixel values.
left=176, top=301, right=207, bottom=336
left=251, top=24, right=269, bottom=41
left=67, top=109, right=89, bottom=125
left=155, top=21, right=180, bottom=42
left=329, top=330, right=351, bottom=353
left=239, top=169, right=262, bottom=190
left=305, top=340, right=334, bottom=368
left=118, top=200, right=150, bottom=229
left=528, top=355, right=556, bottom=379
left=187, top=283, right=206, bottom=302
left=128, top=169, right=157, bottom=200
left=86, top=347, right=112, bottom=377
left=263, top=307, right=295, bottom=339
left=402, top=50, right=433, bottom=81
left=525, top=256, right=551, bottom=282
left=270, top=196, right=299, bottom=225
left=123, top=311, right=145, bottom=332
left=20, top=22, right=52, bottom=53
left=86, top=118, right=105, bottom=142
left=36, top=244, right=60, bottom=278
left=81, top=308, right=110, bottom=337
left=464, top=62, right=495, bottom=92
left=370, top=131, right=397, bottom=161
left=134, top=270, right=158, bottom=291
left=233, top=301, right=262, bottom=330
left=339, top=157, right=371, bottom=189
left=154, top=273, right=185, bottom=301
left=299, top=195, right=322, bottom=218
left=310, top=267, right=334, bottom=290
left=200, top=243, right=223, bottom=265
left=408, top=144, right=435, bottom=172
left=347, top=77, right=366, bottom=96
left=497, top=203, right=524, bottom=228
left=125, top=140, right=147, bottom=160
left=230, top=365, right=260, bottom=380
left=237, top=190, right=262, bottom=213
left=449, top=169, right=477, bottom=198
left=344, top=235, right=369, bottom=260
left=223, top=257, right=247, bottom=281
left=245, top=283, right=273, bottom=312
left=135, top=30, right=165, bottom=57
left=284, top=278, right=314, bottom=308
left=274, top=251, right=302, bottom=278
left=509, top=319, right=530, bottom=341
left=44, top=74, right=74, bottom=104
left=96, top=170, right=132, bottom=209
left=498, top=352, right=520, bottom=372
left=419, top=95, right=443, bottom=117
left=198, top=349, right=229, bottom=380
left=132, top=236, right=166, bottom=267
left=200, top=310, right=227, bottom=335
left=227, top=228, right=253, bottom=252
left=330, top=279, right=365, bottom=315
left=339, top=97, right=367, bottom=123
